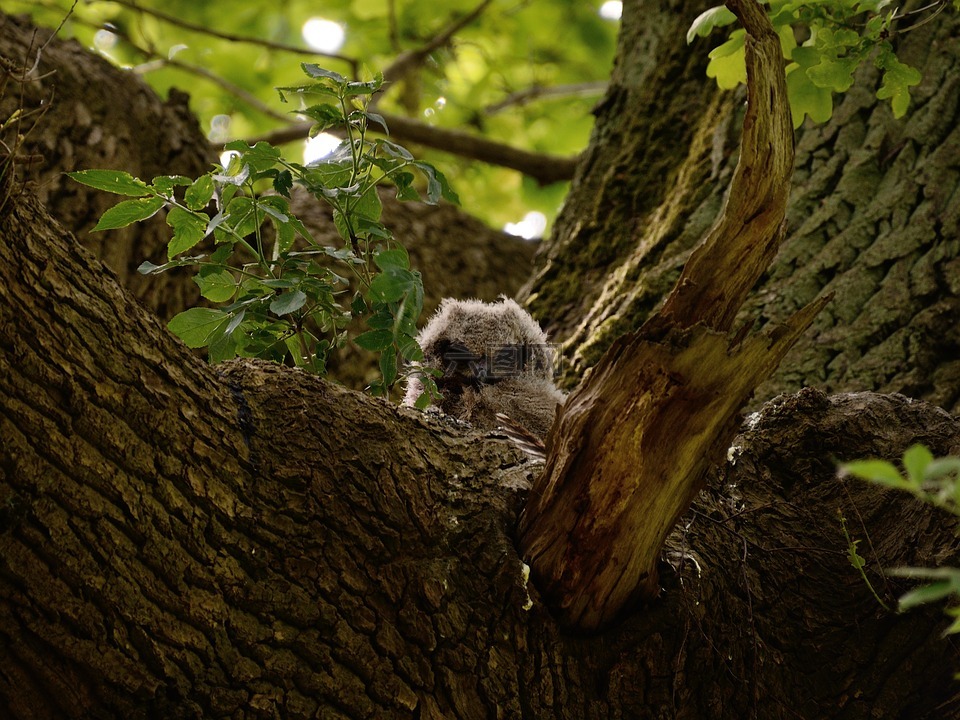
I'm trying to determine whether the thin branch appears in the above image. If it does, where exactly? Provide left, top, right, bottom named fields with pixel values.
left=135, top=56, right=290, bottom=123
left=379, top=0, right=494, bottom=87
left=90, top=0, right=358, bottom=74
left=82, top=18, right=292, bottom=124
left=483, top=82, right=608, bottom=115
left=247, top=115, right=579, bottom=185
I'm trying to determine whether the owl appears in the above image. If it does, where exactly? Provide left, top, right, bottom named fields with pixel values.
left=403, top=297, right=565, bottom=442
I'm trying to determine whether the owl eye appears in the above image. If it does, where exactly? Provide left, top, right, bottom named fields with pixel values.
left=487, top=345, right=528, bottom=380
left=437, top=341, right=483, bottom=376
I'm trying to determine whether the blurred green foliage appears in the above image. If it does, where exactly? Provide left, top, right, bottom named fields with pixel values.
left=10, top=0, right=619, bottom=233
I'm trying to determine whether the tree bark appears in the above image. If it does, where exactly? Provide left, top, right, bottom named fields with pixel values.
left=2, top=170, right=958, bottom=719
left=528, top=0, right=960, bottom=417
left=517, top=0, right=826, bottom=630
left=2, top=2, right=960, bottom=718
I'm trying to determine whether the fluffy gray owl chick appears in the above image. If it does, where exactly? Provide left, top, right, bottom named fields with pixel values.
left=403, top=297, right=565, bottom=440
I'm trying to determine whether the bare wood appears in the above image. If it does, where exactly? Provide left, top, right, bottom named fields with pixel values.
left=517, top=0, right=823, bottom=629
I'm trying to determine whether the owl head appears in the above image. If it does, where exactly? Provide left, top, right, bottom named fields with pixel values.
left=404, top=297, right=564, bottom=439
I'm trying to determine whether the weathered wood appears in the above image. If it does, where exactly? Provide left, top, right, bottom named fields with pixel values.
left=517, top=0, right=824, bottom=629
left=2, top=176, right=958, bottom=718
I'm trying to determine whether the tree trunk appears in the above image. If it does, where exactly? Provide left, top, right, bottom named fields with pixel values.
left=2, top=2, right=960, bottom=718
left=528, top=0, right=960, bottom=417
left=2, top=170, right=958, bottom=718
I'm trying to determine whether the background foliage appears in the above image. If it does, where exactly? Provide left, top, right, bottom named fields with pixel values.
left=8, top=0, right=619, bottom=233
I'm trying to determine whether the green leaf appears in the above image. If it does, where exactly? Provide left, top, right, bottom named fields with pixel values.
left=902, top=444, right=934, bottom=487
left=224, top=140, right=282, bottom=172
left=166, top=206, right=209, bottom=258
left=151, top=175, right=192, bottom=195
left=208, top=327, right=238, bottom=363
left=840, top=459, right=908, bottom=488
left=380, top=348, right=398, bottom=387
left=374, top=247, right=410, bottom=271
left=168, top=308, right=229, bottom=348
left=370, top=267, right=417, bottom=303
left=786, top=47, right=834, bottom=128
left=352, top=188, right=383, bottom=222
left=846, top=539, right=865, bottom=570
left=273, top=170, right=293, bottom=197
left=686, top=6, right=737, bottom=44
left=68, top=169, right=151, bottom=197
left=414, top=162, right=459, bottom=204
left=185, top=175, right=215, bottom=210
left=302, top=64, right=346, bottom=84
left=397, top=333, right=422, bottom=362
left=270, top=290, right=307, bottom=315
left=303, top=103, right=345, bottom=133
left=898, top=581, right=958, bottom=611
left=194, top=268, right=236, bottom=302
left=92, top=196, right=166, bottom=231
left=354, top=328, right=394, bottom=351
left=876, top=48, right=922, bottom=119
left=706, top=29, right=746, bottom=90
left=806, top=56, right=860, bottom=93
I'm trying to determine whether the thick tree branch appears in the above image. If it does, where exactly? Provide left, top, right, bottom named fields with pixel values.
left=249, top=115, right=580, bottom=184
left=517, top=0, right=818, bottom=629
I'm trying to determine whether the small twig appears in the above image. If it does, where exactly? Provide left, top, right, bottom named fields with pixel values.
left=90, top=0, right=358, bottom=74
left=136, top=56, right=290, bottom=123
left=379, top=0, right=494, bottom=87
left=895, top=0, right=948, bottom=33
left=483, top=82, right=608, bottom=115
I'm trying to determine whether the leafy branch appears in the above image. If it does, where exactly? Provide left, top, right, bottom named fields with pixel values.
left=840, top=444, right=960, bottom=634
left=688, top=0, right=957, bottom=125
left=69, top=65, right=455, bottom=399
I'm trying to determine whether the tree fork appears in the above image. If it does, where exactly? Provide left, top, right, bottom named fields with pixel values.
left=517, top=0, right=828, bottom=630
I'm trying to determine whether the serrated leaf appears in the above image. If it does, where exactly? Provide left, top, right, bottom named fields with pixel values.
left=68, top=169, right=151, bottom=197
left=185, top=175, right=215, bottom=210
left=92, top=196, right=166, bottom=231
left=151, top=175, right=192, bottom=195
left=168, top=308, right=228, bottom=348
left=354, top=328, right=394, bottom=351
left=686, top=6, right=737, bottom=44
left=194, top=268, right=236, bottom=302
left=273, top=170, right=293, bottom=197
left=166, top=206, right=209, bottom=258
left=270, top=290, right=307, bottom=315
left=374, top=247, right=410, bottom=271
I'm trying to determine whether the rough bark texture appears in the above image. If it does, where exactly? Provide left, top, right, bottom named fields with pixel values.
left=518, top=0, right=819, bottom=630
left=1, top=183, right=958, bottom=718
left=2, top=1, right=959, bottom=717
left=528, top=0, right=960, bottom=416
